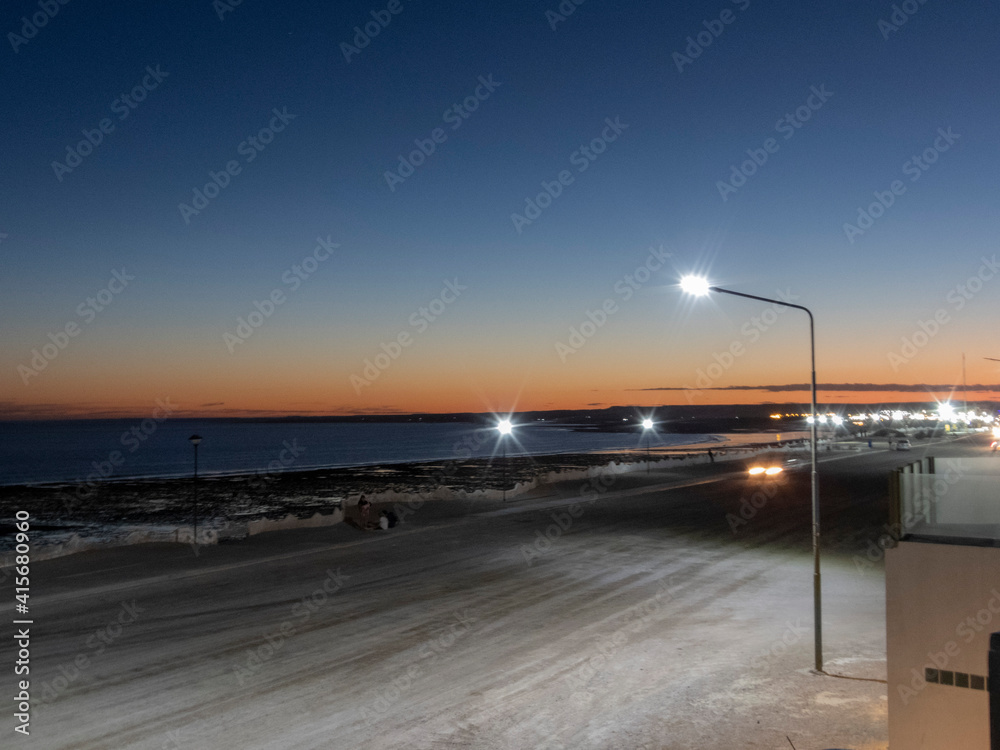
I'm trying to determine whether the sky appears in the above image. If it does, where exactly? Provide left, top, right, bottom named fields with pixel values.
left=2, top=0, right=1000, bottom=419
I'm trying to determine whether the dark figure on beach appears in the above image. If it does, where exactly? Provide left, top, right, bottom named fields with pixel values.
left=345, top=497, right=382, bottom=531
left=707, top=450, right=714, bottom=463
left=354, top=497, right=376, bottom=529
left=381, top=510, right=399, bottom=529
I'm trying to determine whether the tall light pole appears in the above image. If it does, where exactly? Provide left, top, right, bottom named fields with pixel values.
left=188, top=434, right=202, bottom=545
left=641, top=417, right=654, bottom=473
left=497, top=419, right=513, bottom=501
left=681, top=275, right=823, bottom=672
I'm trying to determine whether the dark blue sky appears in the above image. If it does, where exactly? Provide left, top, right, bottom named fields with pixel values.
left=3, top=0, right=999, bottom=417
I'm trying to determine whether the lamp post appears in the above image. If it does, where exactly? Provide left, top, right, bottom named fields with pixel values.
left=681, top=275, right=823, bottom=672
left=497, top=419, right=513, bottom=501
left=188, top=434, right=202, bottom=545
left=641, top=417, right=654, bottom=473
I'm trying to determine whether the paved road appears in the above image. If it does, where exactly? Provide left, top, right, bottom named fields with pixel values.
left=2, top=434, right=989, bottom=749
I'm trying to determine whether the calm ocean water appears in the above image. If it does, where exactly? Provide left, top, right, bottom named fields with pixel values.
left=0, top=420, right=718, bottom=486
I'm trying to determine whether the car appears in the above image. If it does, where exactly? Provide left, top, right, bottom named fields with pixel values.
left=745, top=452, right=802, bottom=478
left=889, top=438, right=911, bottom=451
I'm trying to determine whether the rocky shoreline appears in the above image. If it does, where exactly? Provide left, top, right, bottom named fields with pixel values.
left=0, top=434, right=809, bottom=558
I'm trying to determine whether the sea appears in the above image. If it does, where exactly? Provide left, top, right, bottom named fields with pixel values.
left=0, top=419, right=721, bottom=487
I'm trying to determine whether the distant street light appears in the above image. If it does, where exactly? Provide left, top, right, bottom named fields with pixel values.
left=641, top=417, right=654, bottom=473
left=497, top=419, right=513, bottom=501
left=188, top=434, right=202, bottom=545
left=681, top=275, right=823, bottom=673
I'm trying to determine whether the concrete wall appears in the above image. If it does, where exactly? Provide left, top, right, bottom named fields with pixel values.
left=886, top=540, right=1000, bottom=748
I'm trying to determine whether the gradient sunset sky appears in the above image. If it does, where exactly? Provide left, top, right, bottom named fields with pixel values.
left=3, top=1, right=999, bottom=419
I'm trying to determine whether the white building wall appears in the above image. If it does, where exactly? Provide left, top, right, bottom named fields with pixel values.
left=886, top=540, right=1000, bottom=748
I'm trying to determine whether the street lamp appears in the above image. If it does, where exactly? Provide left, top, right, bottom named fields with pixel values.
left=681, top=275, right=823, bottom=673
left=497, top=419, right=513, bottom=501
left=188, top=434, right=202, bottom=545
left=641, top=417, right=654, bottom=473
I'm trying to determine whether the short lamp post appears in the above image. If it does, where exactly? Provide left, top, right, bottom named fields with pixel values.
left=188, top=434, right=202, bottom=545
left=681, top=275, right=823, bottom=672
left=497, top=419, right=513, bottom=501
left=641, top=417, right=654, bottom=474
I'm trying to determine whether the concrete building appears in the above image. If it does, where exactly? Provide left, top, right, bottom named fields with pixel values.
left=886, top=456, right=1000, bottom=748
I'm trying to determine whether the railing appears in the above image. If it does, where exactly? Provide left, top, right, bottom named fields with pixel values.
left=890, top=457, right=1000, bottom=545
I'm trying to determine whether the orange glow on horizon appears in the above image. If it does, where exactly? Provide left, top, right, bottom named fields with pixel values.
left=4, top=384, right=999, bottom=420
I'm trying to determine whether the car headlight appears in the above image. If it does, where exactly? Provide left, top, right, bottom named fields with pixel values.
left=764, top=467, right=783, bottom=476
left=748, top=467, right=766, bottom=475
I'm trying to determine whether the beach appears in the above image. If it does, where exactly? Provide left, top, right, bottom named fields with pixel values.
left=0, top=432, right=808, bottom=560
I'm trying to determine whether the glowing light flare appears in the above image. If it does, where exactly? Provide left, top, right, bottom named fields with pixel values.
left=641, top=417, right=654, bottom=430
left=679, top=275, right=711, bottom=297
left=497, top=418, right=513, bottom=436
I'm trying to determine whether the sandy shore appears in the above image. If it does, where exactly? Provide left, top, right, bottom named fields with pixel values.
left=0, top=433, right=809, bottom=557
